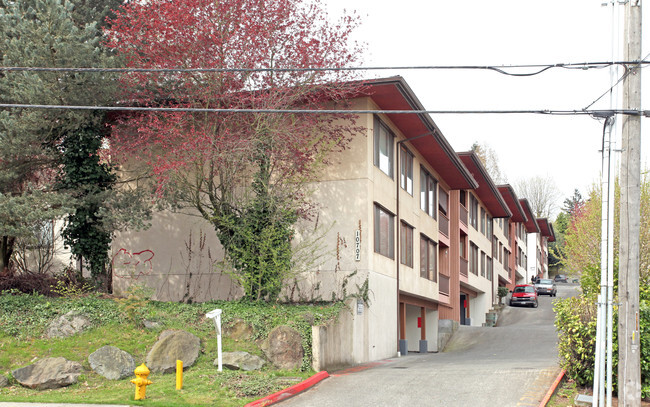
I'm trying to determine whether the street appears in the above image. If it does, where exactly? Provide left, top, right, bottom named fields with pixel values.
left=279, top=283, right=580, bottom=407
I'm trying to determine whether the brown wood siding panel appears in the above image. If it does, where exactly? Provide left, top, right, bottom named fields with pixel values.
left=439, top=190, right=460, bottom=322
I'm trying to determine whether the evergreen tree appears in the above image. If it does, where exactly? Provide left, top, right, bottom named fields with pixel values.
left=562, top=188, right=584, bottom=218
left=0, top=0, right=117, bottom=277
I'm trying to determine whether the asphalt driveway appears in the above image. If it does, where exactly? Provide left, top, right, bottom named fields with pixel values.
left=279, top=283, right=580, bottom=407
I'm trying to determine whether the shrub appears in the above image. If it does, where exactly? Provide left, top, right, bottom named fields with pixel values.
left=554, top=295, right=600, bottom=386
left=556, top=291, right=650, bottom=396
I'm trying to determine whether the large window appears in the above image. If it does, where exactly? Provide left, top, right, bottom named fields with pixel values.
left=480, top=207, right=486, bottom=235
left=439, top=188, right=449, bottom=216
left=487, top=257, right=493, bottom=281
left=480, top=251, right=486, bottom=277
left=420, top=234, right=437, bottom=281
left=470, top=242, right=479, bottom=275
left=374, top=117, right=394, bottom=178
left=400, top=221, right=413, bottom=267
left=420, top=167, right=437, bottom=218
left=469, top=194, right=478, bottom=229
left=374, top=204, right=394, bottom=258
left=400, top=146, right=413, bottom=195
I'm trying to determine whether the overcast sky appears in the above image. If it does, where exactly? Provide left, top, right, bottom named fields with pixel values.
left=325, top=0, right=650, bottom=218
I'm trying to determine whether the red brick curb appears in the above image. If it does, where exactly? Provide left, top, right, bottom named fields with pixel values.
left=538, top=369, right=566, bottom=407
left=244, top=371, right=330, bottom=407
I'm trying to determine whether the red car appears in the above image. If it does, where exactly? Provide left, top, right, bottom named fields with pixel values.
left=509, top=284, right=539, bottom=308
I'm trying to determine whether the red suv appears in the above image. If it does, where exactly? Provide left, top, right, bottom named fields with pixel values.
left=509, top=284, right=539, bottom=308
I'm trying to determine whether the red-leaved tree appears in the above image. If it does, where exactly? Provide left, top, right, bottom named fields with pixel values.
left=105, top=0, right=365, bottom=300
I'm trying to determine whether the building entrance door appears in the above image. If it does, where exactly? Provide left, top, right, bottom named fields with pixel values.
left=460, top=294, right=467, bottom=325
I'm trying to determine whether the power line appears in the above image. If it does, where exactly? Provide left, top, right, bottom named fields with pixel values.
left=0, top=61, right=645, bottom=75
left=0, top=103, right=646, bottom=117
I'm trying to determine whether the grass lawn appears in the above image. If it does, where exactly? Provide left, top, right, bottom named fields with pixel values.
left=0, top=291, right=344, bottom=406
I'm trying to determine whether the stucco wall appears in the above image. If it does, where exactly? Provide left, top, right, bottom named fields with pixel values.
left=111, top=210, right=241, bottom=302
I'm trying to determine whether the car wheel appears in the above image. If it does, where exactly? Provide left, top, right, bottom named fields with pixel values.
left=509, top=300, right=513, bottom=306
left=533, top=300, right=538, bottom=308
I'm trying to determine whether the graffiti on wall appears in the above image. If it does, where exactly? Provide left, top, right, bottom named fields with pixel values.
left=112, top=248, right=154, bottom=279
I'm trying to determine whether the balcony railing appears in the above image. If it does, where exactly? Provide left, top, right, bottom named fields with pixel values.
left=439, top=211, right=449, bottom=237
left=439, top=274, right=450, bottom=296
left=460, top=205, right=468, bottom=226
left=460, top=257, right=468, bottom=277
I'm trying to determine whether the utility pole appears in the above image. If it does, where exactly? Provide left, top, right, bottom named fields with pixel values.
left=619, top=0, right=642, bottom=405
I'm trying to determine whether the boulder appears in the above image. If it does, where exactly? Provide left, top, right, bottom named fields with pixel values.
left=223, top=318, right=254, bottom=341
left=143, top=320, right=163, bottom=330
left=220, top=351, right=265, bottom=371
left=12, top=357, right=81, bottom=389
left=88, top=345, right=135, bottom=380
left=46, top=311, right=91, bottom=339
left=261, top=325, right=303, bottom=370
left=146, top=330, right=200, bottom=374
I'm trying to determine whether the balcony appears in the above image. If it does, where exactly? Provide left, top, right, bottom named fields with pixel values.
left=460, top=204, right=468, bottom=226
left=439, top=274, right=450, bottom=296
left=439, top=211, right=449, bottom=237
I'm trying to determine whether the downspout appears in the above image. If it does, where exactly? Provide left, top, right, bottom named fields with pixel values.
left=395, top=131, right=435, bottom=355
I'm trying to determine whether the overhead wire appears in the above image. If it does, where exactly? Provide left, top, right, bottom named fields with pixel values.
left=0, top=61, right=643, bottom=75
left=583, top=53, right=650, bottom=112
left=0, top=103, right=645, bottom=117
left=0, top=60, right=647, bottom=117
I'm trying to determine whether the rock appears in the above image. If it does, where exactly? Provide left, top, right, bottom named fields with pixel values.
left=261, top=325, right=304, bottom=370
left=12, top=357, right=81, bottom=390
left=223, top=318, right=254, bottom=341
left=301, top=312, right=315, bottom=325
left=46, top=311, right=91, bottom=339
left=143, top=320, right=162, bottom=330
left=146, top=330, right=200, bottom=374
left=88, top=346, right=135, bottom=380
left=220, top=351, right=265, bottom=371
left=0, top=375, right=8, bottom=387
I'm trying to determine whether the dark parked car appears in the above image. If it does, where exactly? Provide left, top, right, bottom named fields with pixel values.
left=554, top=274, right=568, bottom=283
left=534, top=278, right=557, bottom=296
left=509, top=284, right=538, bottom=308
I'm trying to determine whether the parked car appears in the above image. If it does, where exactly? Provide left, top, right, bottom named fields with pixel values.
left=554, top=274, right=568, bottom=283
left=509, top=284, right=538, bottom=308
left=534, top=278, right=557, bottom=296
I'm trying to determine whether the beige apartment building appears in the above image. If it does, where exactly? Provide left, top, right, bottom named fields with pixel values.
left=110, top=76, right=554, bottom=370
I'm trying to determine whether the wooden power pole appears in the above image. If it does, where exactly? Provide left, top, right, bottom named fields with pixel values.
left=619, top=0, right=642, bottom=405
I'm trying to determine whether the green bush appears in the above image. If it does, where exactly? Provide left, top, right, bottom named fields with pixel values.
left=554, top=295, right=600, bottom=386
left=641, top=299, right=650, bottom=398
left=555, top=291, right=650, bottom=397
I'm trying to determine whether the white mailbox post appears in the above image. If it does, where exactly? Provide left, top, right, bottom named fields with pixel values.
left=205, top=308, right=223, bottom=372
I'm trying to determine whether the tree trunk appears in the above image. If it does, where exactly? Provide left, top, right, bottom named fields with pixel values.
left=0, top=236, right=15, bottom=275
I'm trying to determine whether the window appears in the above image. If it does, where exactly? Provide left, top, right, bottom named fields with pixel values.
left=400, top=222, right=413, bottom=267
left=439, top=188, right=449, bottom=216
left=481, top=251, right=486, bottom=277
left=374, top=117, right=394, bottom=177
left=487, top=257, right=493, bottom=281
left=470, top=242, right=479, bottom=275
left=480, top=207, right=486, bottom=235
left=460, top=235, right=467, bottom=259
left=469, top=194, right=478, bottom=229
left=487, top=215, right=493, bottom=238
left=399, top=146, right=413, bottom=195
left=420, top=167, right=437, bottom=218
left=420, top=235, right=437, bottom=281
left=374, top=204, right=394, bottom=258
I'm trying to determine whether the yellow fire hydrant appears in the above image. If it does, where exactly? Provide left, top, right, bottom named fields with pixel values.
left=131, top=363, right=153, bottom=400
